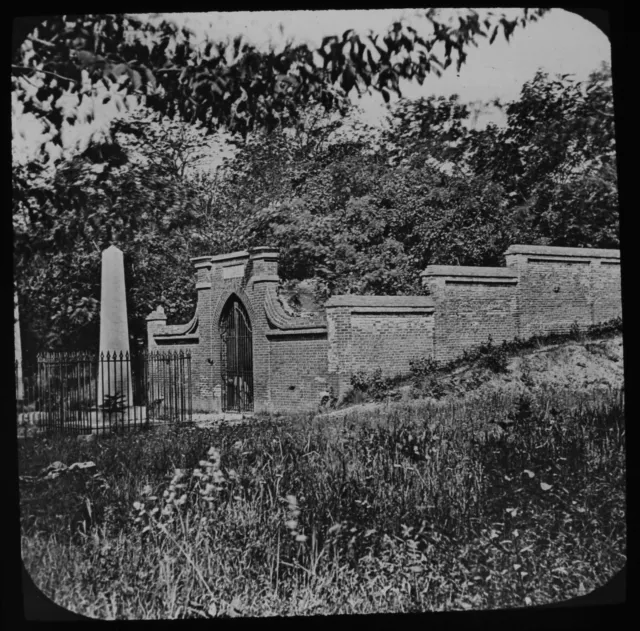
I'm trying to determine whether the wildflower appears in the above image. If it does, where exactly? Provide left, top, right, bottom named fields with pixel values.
left=207, top=447, right=221, bottom=465
left=285, top=520, right=298, bottom=531
left=133, top=501, right=143, bottom=511
left=141, top=485, right=153, bottom=496
left=295, top=534, right=308, bottom=543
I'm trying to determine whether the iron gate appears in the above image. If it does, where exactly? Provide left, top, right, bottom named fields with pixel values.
left=220, top=297, right=254, bottom=412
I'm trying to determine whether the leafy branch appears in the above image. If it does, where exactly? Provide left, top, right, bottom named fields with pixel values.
left=12, top=64, right=79, bottom=85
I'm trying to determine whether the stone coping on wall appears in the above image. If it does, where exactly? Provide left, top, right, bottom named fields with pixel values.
left=210, top=250, right=250, bottom=263
left=192, top=248, right=280, bottom=269
left=153, top=335, right=199, bottom=345
left=505, top=245, right=620, bottom=259
left=265, top=328, right=328, bottom=338
left=150, top=314, right=199, bottom=344
left=325, top=295, right=435, bottom=311
left=421, top=266, right=518, bottom=280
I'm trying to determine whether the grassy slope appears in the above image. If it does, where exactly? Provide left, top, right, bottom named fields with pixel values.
left=438, top=335, right=624, bottom=397
left=335, top=333, right=624, bottom=416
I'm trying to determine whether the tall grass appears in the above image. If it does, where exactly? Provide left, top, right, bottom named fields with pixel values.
left=19, top=386, right=625, bottom=617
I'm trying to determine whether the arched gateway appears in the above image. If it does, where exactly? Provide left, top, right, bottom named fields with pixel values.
left=147, top=244, right=620, bottom=414
left=219, top=295, right=254, bottom=412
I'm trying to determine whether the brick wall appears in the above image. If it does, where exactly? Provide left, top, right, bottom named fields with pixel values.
left=421, top=246, right=621, bottom=362
left=147, top=247, right=329, bottom=413
left=267, top=332, right=330, bottom=411
left=325, top=296, right=435, bottom=397
left=421, top=266, right=519, bottom=362
left=593, top=260, right=622, bottom=323
left=505, top=245, right=621, bottom=338
left=147, top=244, right=622, bottom=413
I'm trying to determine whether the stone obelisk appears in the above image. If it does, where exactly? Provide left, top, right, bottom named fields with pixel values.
left=97, top=246, right=133, bottom=410
left=14, top=291, right=24, bottom=402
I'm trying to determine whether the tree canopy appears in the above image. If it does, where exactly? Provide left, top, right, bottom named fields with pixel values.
left=13, top=10, right=618, bottom=357
left=12, top=10, right=550, bottom=161
left=13, top=61, right=618, bottom=356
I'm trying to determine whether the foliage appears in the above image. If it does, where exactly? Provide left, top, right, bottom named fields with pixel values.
left=13, top=110, right=211, bottom=354
left=12, top=10, right=549, bottom=159
left=465, top=65, right=618, bottom=248
left=20, top=384, right=624, bottom=616
left=197, top=66, right=617, bottom=305
left=100, top=393, right=127, bottom=414
left=13, top=21, right=618, bottom=353
left=349, top=368, right=399, bottom=403
left=408, top=318, right=623, bottom=401
left=199, top=106, right=513, bottom=303
left=467, top=336, right=510, bottom=374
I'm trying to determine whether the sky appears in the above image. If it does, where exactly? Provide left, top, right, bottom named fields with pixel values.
left=169, top=8, right=611, bottom=128
left=12, top=9, right=611, bottom=168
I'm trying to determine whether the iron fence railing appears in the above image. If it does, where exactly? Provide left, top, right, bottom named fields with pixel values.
left=15, top=350, right=192, bottom=434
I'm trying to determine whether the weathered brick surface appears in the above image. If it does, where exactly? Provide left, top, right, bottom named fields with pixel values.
left=505, top=246, right=621, bottom=339
left=148, top=247, right=332, bottom=413
left=268, top=333, right=330, bottom=411
left=325, top=297, right=435, bottom=396
left=592, top=260, right=622, bottom=323
left=148, top=244, right=621, bottom=412
left=421, top=270, right=518, bottom=362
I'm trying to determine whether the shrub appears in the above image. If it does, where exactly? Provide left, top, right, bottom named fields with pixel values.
left=409, top=357, right=439, bottom=376
left=569, top=321, right=582, bottom=342
left=477, top=337, right=510, bottom=374
left=350, top=368, right=396, bottom=402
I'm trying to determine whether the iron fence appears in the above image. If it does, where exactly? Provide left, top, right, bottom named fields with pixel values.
left=15, top=350, right=192, bottom=434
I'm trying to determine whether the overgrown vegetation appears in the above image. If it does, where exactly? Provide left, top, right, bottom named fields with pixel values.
left=403, top=317, right=624, bottom=401
left=20, top=380, right=625, bottom=617
left=349, top=368, right=402, bottom=403
left=14, top=14, right=617, bottom=357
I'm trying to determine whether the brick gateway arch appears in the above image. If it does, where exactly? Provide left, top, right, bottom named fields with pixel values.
left=146, top=245, right=621, bottom=414
left=219, top=295, right=254, bottom=412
